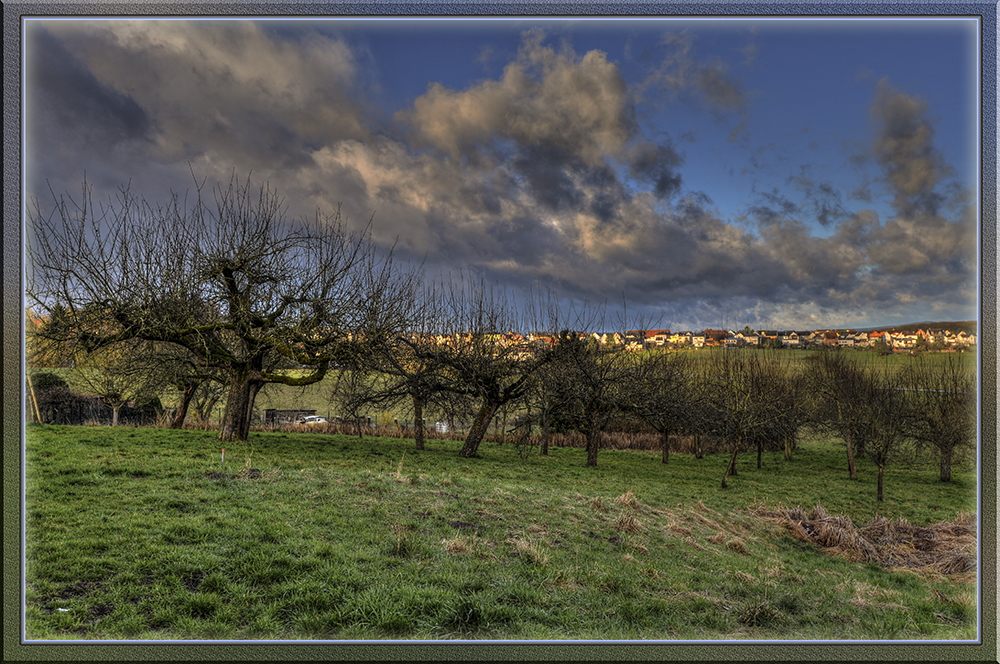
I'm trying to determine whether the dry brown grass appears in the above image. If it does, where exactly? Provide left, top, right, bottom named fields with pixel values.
left=725, top=537, right=750, bottom=555
left=506, top=535, right=549, bottom=565
left=613, top=511, right=643, bottom=533
left=614, top=490, right=639, bottom=510
left=751, top=504, right=977, bottom=576
left=443, top=536, right=473, bottom=555
left=667, top=523, right=692, bottom=537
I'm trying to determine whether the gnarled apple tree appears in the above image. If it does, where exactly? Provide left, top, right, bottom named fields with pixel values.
left=27, top=173, right=417, bottom=441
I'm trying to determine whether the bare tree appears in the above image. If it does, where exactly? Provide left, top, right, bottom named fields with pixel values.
left=705, top=348, right=795, bottom=488
left=70, top=340, right=166, bottom=426
left=27, top=173, right=418, bottom=441
left=902, top=354, right=976, bottom=482
left=803, top=350, right=870, bottom=479
left=422, top=279, right=564, bottom=459
left=327, top=367, right=375, bottom=440
left=550, top=328, right=639, bottom=467
left=624, top=349, right=698, bottom=465
left=353, top=283, right=465, bottom=450
left=863, top=363, right=913, bottom=502
left=522, top=351, right=579, bottom=456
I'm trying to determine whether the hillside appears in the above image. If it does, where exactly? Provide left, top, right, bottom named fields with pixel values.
left=844, top=321, right=976, bottom=334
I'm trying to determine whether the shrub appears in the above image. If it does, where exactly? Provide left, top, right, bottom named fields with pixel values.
left=30, top=372, right=68, bottom=391
left=33, top=386, right=106, bottom=425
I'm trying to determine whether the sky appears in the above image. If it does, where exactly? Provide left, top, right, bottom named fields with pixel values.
left=22, top=17, right=981, bottom=332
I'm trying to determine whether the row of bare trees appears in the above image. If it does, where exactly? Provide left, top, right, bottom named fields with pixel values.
left=328, top=309, right=975, bottom=502
left=804, top=351, right=976, bottom=498
left=27, top=173, right=976, bottom=501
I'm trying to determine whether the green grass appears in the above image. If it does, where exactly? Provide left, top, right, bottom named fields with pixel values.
left=23, top=425, right=977, bottom=641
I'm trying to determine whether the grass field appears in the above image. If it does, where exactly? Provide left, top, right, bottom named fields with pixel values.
left=23, top=425, right=978, bottom=641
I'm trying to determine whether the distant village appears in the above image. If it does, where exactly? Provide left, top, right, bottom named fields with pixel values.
left=424, top=326, right=977, bottom=354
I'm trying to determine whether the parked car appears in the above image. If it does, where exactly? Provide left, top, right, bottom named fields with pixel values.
left=297, top=415, right=328, bottom=425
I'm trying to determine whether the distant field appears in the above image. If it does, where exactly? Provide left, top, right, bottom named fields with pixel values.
left=24, top=425, right=977, bottom=641
left=30, top=347, right=979, bottom=428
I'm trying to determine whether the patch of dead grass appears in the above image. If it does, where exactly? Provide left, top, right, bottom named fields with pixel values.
left=725, top=537, right=750, bottom=555
left=443, top=536, right=473, bottom=555
left=507, top=535, right=549, bottom=566
left=750, top=504, right=977, bottom=576
left=613, top=511, right=643, bottom=533
left=615, top=491, right=639, bottom=510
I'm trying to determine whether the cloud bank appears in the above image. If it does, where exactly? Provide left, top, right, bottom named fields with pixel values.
left=25, top=22, right=977, bottom=330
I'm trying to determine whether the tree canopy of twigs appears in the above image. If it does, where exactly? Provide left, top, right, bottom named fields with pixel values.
left=27, top=172, right=419, bottom=441
left=902, top=354, right=976, bottom=482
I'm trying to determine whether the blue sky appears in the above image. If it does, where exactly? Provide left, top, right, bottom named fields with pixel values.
left=23, top=17, right=980, bottom=331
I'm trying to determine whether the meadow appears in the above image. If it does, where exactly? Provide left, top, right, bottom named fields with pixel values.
left=23, top=424, right=977, bottom=641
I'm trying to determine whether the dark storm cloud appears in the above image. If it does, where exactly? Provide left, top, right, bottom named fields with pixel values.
left=626, top=143, right=683, bottom=199
left=24, top=22, right=976, bottom=332
left=511, top=146, right=584, bottom=213
left=24, top=24, right=170, bottom=199
left=34, top=20, right=369, bottom=195
left=869, top=78, right=953, bottom=216
left=838, top=77, right=975, bottom=295
left=28, top=26, right=151, bottom=146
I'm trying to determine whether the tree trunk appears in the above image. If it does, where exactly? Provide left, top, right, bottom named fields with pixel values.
left=845, top=435, right=857, bottom=480
left=413, top=394, right=425, bottom=451
left=111, top=404, right=120, bottom=427
left=540, top=408, right=550, bottom=456
left=170, top=381, right=199, bottom=429
left=877, top=463, right=884, bottom=502
left=939, top=448, right=952, bottom=482
left=586, top=429, right=600, bottom=467
left=721, top=447, right=739, bottom=488
left=238, top=380, right=263, bottom=440
left=757, top=439, right=763, bottom=469
left=661, top=429, right=670, bottom=464
left=460, top=400, right=499, bottom=458
left=694, top=433, right=703, bottom=459
left=220, top=370, right=253, bottom=442
left=838, top=405, right=857, bottom=480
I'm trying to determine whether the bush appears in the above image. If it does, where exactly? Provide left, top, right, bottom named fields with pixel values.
left=133, top=395, right=164, bottom=413
left=33, top=386, right=105, bottom=425
left=29, top=372, right=68, bottom=391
